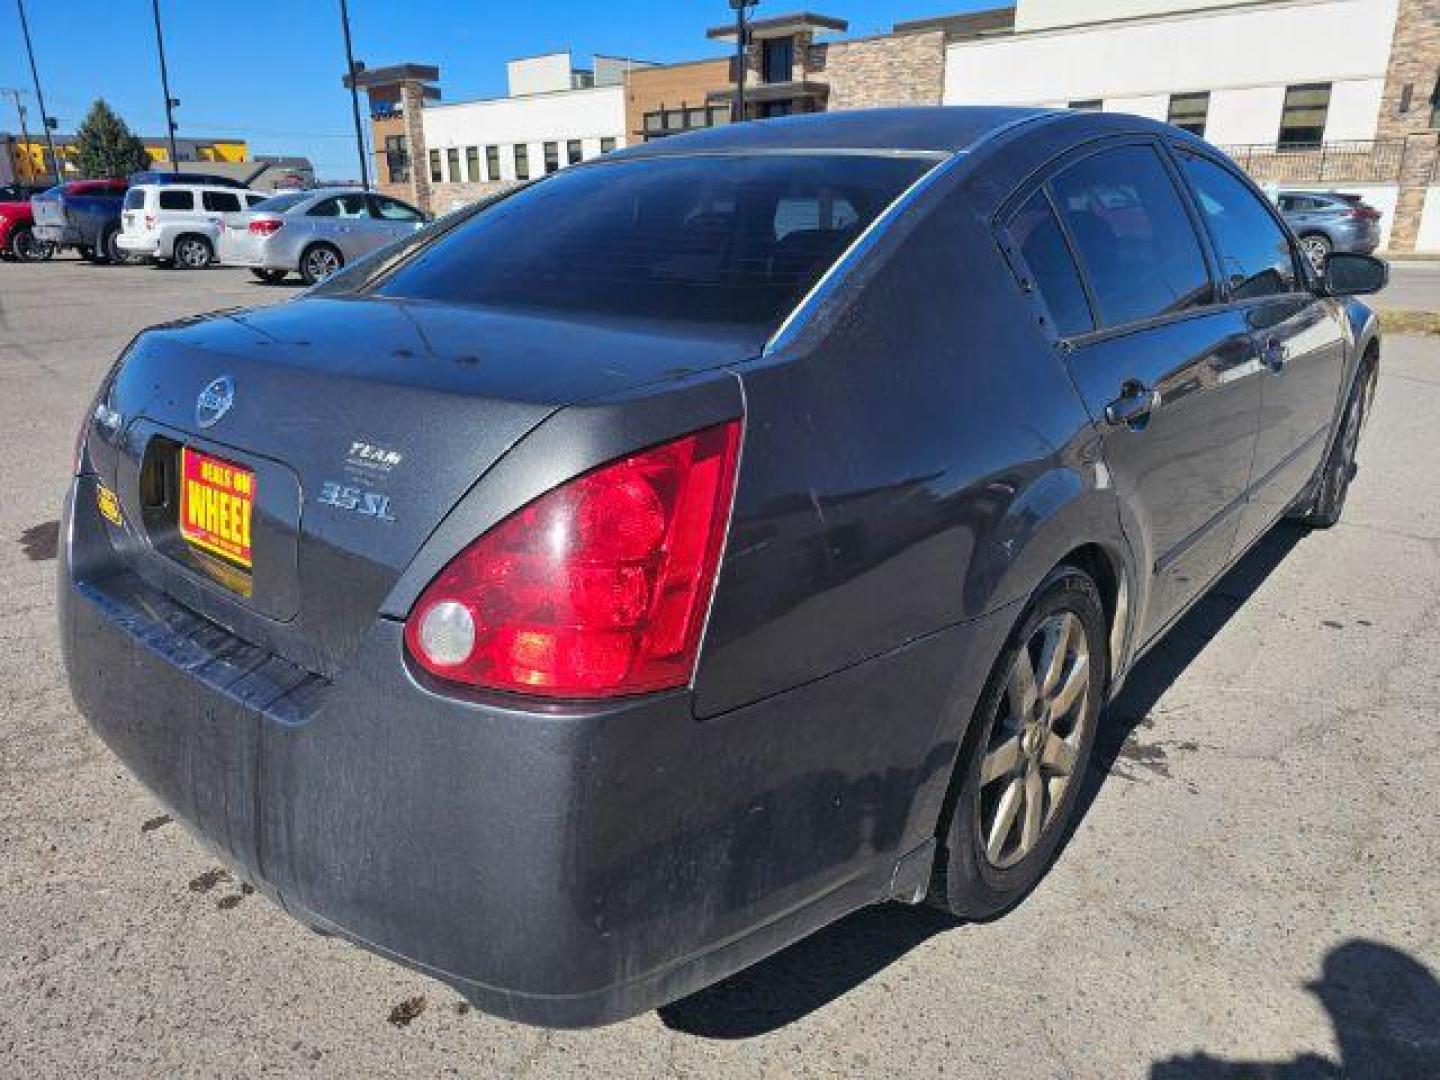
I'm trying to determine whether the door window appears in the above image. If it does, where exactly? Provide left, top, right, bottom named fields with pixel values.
left=202, top=190, right=242, bottom=212
left=1006, top=189, right=1094, bottom=338
left=1050, top=144, right=1212, bottom=328
left=1178, top=153, right=1300, bottom=300
left=158, top=189, right=194, bottom=211
left=371, top=195, right=423, bottom=222
left=244, top=193, right=268, bottom=207
left=308, top=194, right=368, bottom=218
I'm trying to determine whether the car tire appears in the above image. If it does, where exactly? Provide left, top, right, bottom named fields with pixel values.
left=80, top=244, right=105, bottom=264
left=10, top=226, right=53, bottom=262
left=1291, top=358, right=1377, bottom=529
left=173, top=235, right=213, bottom=270
left=250, top=268, right=288, bottom=284
left=299, top=243, right=343, bottom=286
left=1299, top=232, right=1332, bottom=272
left=101, top=226, right=130, bottom=265
left=928, top=565, right=1107, bottom=920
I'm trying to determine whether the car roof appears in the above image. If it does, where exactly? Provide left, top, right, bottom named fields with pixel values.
left=613, top=106, right=1055, bottom=159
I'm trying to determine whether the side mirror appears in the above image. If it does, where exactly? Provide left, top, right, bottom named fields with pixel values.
left=1323, top=252, right=1388, bottom=297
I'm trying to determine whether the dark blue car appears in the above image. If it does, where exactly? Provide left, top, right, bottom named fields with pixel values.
left=31, top=178, right=129, bottom=263
left=60, top=108, right=1387, bottom=1026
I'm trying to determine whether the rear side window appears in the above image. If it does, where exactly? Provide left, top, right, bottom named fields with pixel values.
left=123, top=189, right=146, bottom=211
left=374, top=154, right=929, bottom=329
left=1006, top=189, right=1093, bottom=338
left=158, top=189, right=194, bottom=211
left=244, top=193, right=268, bottom=208
left=203, top=190, right=242, bottom=212
left=1050, top=144, right=1212, bottom=327
left=1179, top=154, right=1299, bottom=300
left=250, top=192, right=307, bottom=214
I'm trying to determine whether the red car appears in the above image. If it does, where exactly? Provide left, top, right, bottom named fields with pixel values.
left=0, top=183, right=54, bottom=262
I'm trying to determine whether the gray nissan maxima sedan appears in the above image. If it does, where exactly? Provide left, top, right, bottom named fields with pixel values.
left=61, top=108, right=1386, bottom=1027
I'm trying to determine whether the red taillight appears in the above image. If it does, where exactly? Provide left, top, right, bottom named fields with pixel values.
left=249, top=218, right=283, bottom=236
left=1349, top=206, right=1381, bottom=221
left=143, top=214, right=155, bottom=230
left=405, top=420, right=743, bottom=698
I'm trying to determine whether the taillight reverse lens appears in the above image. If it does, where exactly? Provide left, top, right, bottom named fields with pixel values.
left=249, top=218, right=283, bottom=236
left=405, top=420, right=742, bottom=698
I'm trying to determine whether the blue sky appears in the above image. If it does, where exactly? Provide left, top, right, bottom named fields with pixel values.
left=0, top=0, right=991, bottom=180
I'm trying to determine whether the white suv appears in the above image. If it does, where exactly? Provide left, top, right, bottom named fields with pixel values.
left=118, top=183, right=268, bottom=269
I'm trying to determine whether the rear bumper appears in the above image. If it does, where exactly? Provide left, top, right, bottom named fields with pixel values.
left=33, top=223, right=80, bottom=246
left=117, top=232, right=160, bottom=255
left=59, top=475, right=1000, bottom=1026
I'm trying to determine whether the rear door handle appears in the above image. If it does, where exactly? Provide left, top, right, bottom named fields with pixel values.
left=1104, top=382, right=1160, bottom=428
left=1261, top=336, right=1288, bottom=372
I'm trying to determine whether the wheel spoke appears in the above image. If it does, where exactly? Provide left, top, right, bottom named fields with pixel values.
left=1048, top=651, right=1089, bottom=721
left=1008, top=648, right=1038, bottom=721
left=981, top=736, right=1021, bottom=785
left=1037, top=617, right=1070, bottom=697
left=986, top=778, right=1023, bottom=863
left=1041, top=733, right=1078, bottom=776
left=1020, top=765, right=1044, bottom=854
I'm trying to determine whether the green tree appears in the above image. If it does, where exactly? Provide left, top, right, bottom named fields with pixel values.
left=71, top=99, right=151, bottom=179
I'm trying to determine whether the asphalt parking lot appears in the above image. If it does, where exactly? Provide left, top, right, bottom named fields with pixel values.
left=2, top=257, right=1437, bottom=1077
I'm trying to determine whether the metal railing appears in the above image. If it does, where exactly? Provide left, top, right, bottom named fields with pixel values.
left=1218, top=139, right=1409, bottom=185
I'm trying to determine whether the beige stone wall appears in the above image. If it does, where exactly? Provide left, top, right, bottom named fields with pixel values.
left=817, top=30, right=946, bottom=111
left=1375, top=0, right=1440, bottom=140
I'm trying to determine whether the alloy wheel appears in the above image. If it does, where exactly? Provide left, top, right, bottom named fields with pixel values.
left=978, top=611, right=1091, bottom=869
left=305, top=247, right=340, bottom=283
left=176, top=239, right=210, bottom=269
left=1301, top=236, right=1330, bottom=272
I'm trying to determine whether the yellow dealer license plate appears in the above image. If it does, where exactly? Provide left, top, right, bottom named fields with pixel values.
left=179, top=447, right=254, bottom=569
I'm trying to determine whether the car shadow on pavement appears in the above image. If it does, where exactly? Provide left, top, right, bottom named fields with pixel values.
left=661, top=523, right=1311, bottom=1040
left=1150, top=939, right=1440, bottom=1078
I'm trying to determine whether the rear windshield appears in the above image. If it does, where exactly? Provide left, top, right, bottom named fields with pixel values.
left=250, top=192, right=309, bottom=214
left=373, top=154, right=931, bottom=329
left=123, top=189, right=146, bottom=210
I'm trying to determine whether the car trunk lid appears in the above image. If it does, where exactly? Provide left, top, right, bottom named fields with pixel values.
left=98, top=296, right=761, bottom=676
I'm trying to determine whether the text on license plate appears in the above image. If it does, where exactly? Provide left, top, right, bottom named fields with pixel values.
left=179, top=447, right=254, bottom=568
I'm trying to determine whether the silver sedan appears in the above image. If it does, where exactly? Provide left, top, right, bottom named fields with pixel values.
left=217, top=188, right=430, bottom=285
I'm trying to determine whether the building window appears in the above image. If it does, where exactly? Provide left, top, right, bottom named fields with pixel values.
left=599, top=137, right=617, bottom=154
left=566, top=139, right=583, bottom=165
left=465, top=146, right=480, bottom=183
left=1167, top=92, right=1210, bottom=137
left=446, top=147, right=460, bottom=183
left=514, top=144, right=529, bottom=181
left=761, top=37, right=794, bottom=83
left=429, top=149, right=441, bottom=183
left=384, top=134, right=409, bottom=184
left=1068, top=99, right=1102, bottom=112
left=543, top=141, right=559, bottom=174
left=644, top=111, right=664, bottom=136
left=709, top=105, right=731, bottom=126
left=485, top=145, right=500, bottom=181
left=1280, top=83, right=1331, bottom=146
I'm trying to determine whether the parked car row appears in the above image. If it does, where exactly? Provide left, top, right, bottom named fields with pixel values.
left=2, top=173, right=430, bottom=285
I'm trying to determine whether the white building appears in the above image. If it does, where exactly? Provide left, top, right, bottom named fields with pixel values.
left=944, top=0, right=1399, bottom=145
left=420, top=52, right=654, bottom=205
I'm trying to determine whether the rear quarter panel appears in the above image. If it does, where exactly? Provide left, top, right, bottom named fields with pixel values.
left=694, top=153, right=1131, bottom=722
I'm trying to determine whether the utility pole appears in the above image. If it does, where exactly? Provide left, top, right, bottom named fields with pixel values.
left=150, top=0, right=181, bottom=170
left=1, top=88, right=32, bottom=182
left=730, top=0, right=759, bottom=124
left=337, top=0, right=371, bottom=189
left=15, top=0, right=60, bottom=184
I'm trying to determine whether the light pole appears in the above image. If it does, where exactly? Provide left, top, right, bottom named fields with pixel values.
left=730, top=0, right=759, bottom=124
left=338, top=0, right=371, bottom=189
left=150, top=0, right=181, bottom=170
left=14, top=0, right=60, bottom=184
